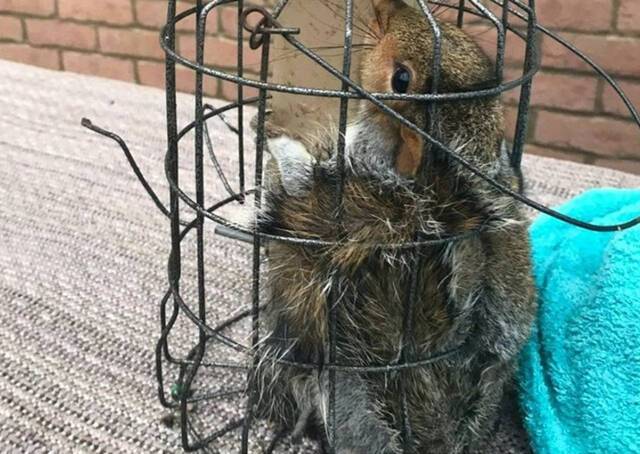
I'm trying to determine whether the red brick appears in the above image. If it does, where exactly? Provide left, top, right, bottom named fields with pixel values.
left=179, top=35, right=261, bottom=71
left=98, top=27, right=164, bottom=59
left=536, top=0, right=613, bottom=32
left=220, top=79, right=260, bottom=101
left=534, top=111, right=640, bottom=159
left=542, top=33, right=640, bottom=78
left=136, top=0, right=177, bottom=29
left=602, top=79, right=640, bottom=117
left=58, top=0, right=133, bottom=25
left=465, top=23, right=528, bottom=65
left=504, top=70, right=598, bottom=112
left=0, top=0, right=54, bottom=16
left=618, top=0, right=640, bottom=33
left=175, top=68, right=218, bottom=97
left=26, top=19, right=97, bottom=50
left=0, top=15, right=23, bottom=41
left=62, top=51, right=135, bottom=82
left=135, top=0, right=217, bottom=32
left=135, top=60, right=165, bottom=88
left=221, top=5, right=247, bottom=37
left=137, top=60, right=218, bottom=96
left=0, top=43, right=59, bottom=69
left=593, top=157, right=640, bottom=175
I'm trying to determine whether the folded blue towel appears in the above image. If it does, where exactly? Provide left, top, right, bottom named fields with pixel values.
left=520, top=188, right=640, bottom=454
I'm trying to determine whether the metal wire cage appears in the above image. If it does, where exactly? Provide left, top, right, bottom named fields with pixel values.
left=82, top=0, right=640, bottom=452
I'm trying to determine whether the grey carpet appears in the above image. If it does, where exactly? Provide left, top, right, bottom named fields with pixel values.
left=1, top=59, right=639, bottom=453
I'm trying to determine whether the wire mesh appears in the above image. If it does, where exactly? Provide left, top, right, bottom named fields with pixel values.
left=82, top=0, right=640, bottom=452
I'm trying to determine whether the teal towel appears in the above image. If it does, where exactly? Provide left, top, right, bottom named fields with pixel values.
left=520, top=188, right=640, bottom=454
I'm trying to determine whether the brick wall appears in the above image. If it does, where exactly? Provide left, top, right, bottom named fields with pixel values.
left=505, top=0, right=640, bottom=174
left=1, top=0, right=638, bottom=174
left=0, top=0, right=265, bottom=98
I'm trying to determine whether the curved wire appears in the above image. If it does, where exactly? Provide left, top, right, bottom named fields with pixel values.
left=82, top=118, right=171, bottom=218
left=273, top=10, right=640, bottom=232
left=159, top=5, right=539, bottom=103
left=157, top=2, right=639, bottom=232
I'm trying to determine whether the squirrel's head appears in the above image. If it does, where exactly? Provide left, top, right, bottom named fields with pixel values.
left=347, top=0, right=505, bottom=178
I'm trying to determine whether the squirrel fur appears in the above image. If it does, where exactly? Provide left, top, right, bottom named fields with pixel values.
left=252, top=1, right=537, bottom=453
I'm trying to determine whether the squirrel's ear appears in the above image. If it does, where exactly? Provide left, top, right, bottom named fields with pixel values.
left=267, top=137, right=314, bottom=197
left=371, top=0, right=405, bottom=35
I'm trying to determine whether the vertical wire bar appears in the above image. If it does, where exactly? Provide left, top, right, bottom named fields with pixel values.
left=237, top=0, right=246, bottom=200
left=159, top=0, right=181, bottom=409
left=240, top=23, right=272, bottom=454
left=416, top=0, right=441, bottom=174
left=398, top=250, right=423, bottom=450
left=157, top=292, right=179, bottom=407
left=164, top=0, right=181, bottom=359
left=406, top=2, right=442, bottom=451
left=335, top=0, right=354, bottom=209
left=511, top=0, right=537, bottom=173
left=502, top=0, right=510, bottom=52
left=194, top=0, right=207, bottom=364
left=397, top=246, right=420, bottom=449
left=179, top=0, right=207, bottom=449
left=326, top=280, right=339, bottom=454
left=468, top=0, right=505, bottom=82
left=325, top=2, right=355, bottom=452
left=457, top=0, right=466, bottom=27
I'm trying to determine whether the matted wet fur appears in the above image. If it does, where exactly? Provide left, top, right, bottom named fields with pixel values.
left=251, top=1, right=536, bottom=453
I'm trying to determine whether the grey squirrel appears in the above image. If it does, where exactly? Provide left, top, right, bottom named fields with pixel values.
left=252, top=1, right=536, bottom=452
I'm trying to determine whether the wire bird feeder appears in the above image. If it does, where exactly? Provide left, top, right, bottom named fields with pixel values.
left=82, top=0, right=640, bottom=452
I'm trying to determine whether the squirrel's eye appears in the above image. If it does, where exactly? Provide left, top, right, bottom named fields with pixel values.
left=392, top=65, right=411, bottom=94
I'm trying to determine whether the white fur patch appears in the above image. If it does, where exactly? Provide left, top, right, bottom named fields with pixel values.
left=344, top=123, right=360, bottom=157
left=267, top=136, right=314, bottom=196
